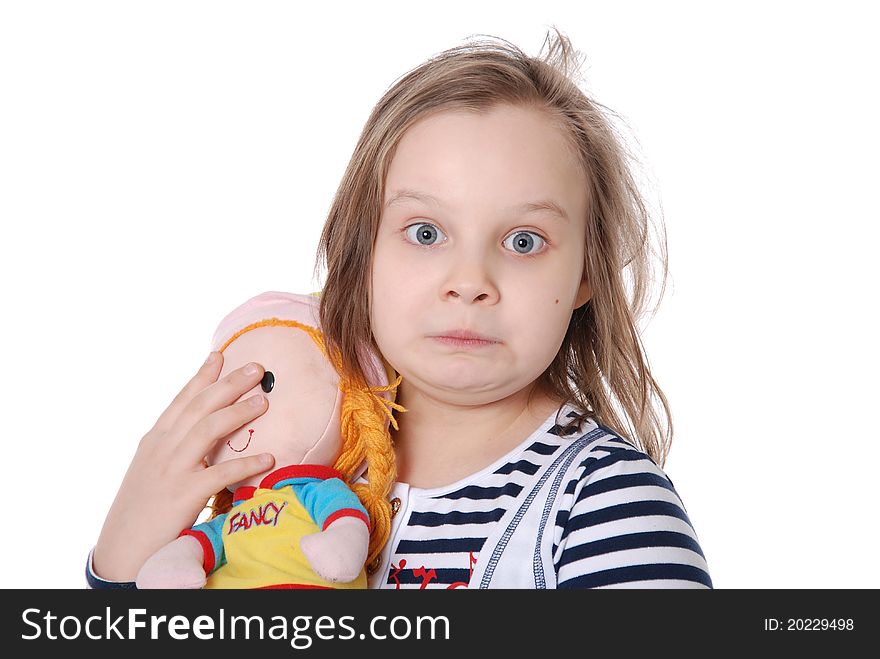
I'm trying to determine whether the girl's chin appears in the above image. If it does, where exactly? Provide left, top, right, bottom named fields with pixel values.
left=422, top=383, right=509, bottom=404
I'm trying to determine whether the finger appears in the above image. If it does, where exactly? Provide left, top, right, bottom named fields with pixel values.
left=153, top=351, right=224, bottom=434
left=197, top=452, right=275, bottom=497
left=177, top=391, right=269, bottom=465
left=171, top=361, right=266, bottom=447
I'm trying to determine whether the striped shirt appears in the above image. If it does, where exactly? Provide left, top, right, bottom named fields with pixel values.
left=365, top=404, right=712, bottom=589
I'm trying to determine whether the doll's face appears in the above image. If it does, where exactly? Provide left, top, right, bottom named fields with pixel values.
left=205, top=325, right=344, bottom=490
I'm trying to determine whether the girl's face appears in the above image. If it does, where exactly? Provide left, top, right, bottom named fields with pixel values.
left=370, top=104, right=591, bottom=406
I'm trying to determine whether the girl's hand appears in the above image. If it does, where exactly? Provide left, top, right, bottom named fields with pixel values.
left=92, top=351, right=274, bottom=581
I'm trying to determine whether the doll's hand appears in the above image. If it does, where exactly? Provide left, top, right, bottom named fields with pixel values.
left=135, top=535, right=207, bottom=589
left=300, top=517, right=370, bottom=583
left=93, top=352, right=275, bottom=582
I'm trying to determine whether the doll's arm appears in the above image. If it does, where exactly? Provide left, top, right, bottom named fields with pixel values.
left=296, top=478, right=371, bottom=583
left=135, top=514, right=227, bottom=589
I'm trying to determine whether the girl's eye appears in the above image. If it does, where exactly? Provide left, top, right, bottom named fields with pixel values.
left=504, top=231, right=546, bottom=256
left=404, top=222, right=446, bottom=246
left=260, top=371, right=274, bottom=393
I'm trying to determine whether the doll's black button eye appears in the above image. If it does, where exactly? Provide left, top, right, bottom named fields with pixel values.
left=260, top=371, right=274, bottom=393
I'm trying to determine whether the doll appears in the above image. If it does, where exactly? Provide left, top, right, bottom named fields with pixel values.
left=135, top=291, right=404, bottom=589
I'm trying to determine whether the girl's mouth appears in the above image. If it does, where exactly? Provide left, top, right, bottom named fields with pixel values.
left=227, top=428, right=254, bottom=453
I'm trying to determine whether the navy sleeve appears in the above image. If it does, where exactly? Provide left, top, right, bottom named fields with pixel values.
left=554, top=439, right=712, bottom=589
left=85, top=548, right=137, bottom=589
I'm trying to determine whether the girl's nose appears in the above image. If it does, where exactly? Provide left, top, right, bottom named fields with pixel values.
left=447, top=289, right=493, bottom=303
left=442, top=256, right=499, bottom=303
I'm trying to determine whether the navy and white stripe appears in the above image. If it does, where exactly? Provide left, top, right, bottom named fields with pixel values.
left=368, top=405, right=712, bottom=589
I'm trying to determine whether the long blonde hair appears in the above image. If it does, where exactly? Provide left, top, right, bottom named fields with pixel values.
left=314, top=27, right=673, bottom=465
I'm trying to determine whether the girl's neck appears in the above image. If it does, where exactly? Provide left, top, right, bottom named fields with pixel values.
left=390, top=381, right=563, bottom=489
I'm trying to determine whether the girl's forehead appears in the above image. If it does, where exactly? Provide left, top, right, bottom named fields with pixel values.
left=393, top=104, right=573, bottom=155
left=383, top=106, right=587, bottom=218
left=383, top=106, right=586, bottom=201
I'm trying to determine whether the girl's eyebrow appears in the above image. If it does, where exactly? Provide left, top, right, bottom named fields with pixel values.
left=384, top=188, right=569, bottom=222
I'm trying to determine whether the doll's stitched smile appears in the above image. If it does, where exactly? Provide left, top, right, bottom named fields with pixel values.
left=228, top=429, right=254, bottom=453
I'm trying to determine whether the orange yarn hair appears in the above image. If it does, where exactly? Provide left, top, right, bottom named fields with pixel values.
left=206, top=317, right=405, bottom=569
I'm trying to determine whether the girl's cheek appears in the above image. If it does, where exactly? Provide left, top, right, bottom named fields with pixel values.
left=394, top=248, right=426, bottom=268
left=378, top=239, right=424, bottom=270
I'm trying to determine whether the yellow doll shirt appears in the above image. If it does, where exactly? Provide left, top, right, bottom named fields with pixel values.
left=181, top=464, right=369, bottom=589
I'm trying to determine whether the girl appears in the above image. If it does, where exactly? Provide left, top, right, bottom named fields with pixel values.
left=89, top=29, right=711, bottom=589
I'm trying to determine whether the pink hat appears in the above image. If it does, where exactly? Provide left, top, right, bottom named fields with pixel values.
left=210, top=291, right=393, bottom=405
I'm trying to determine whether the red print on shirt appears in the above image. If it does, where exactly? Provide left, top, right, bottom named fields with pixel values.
left=413, top=566, right=437, bottom=589
left=227, top=501, right=288, bottom=535
left=447, top=552, right=478, bottom=589
left=389, top=559, right=407, bottom=589
left=388, top=552, right=478, bottom=589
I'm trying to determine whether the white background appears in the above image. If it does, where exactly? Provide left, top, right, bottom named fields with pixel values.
left=1, top=1, right=877, bottom=589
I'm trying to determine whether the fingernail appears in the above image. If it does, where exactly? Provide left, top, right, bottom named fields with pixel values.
left=204, top=352, right=217, bottom=365
left=259, top=453, right=273, bottom=465
left=248, top=394, right=265, bottom=407
left=243, top=362, right=259, bottom=376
